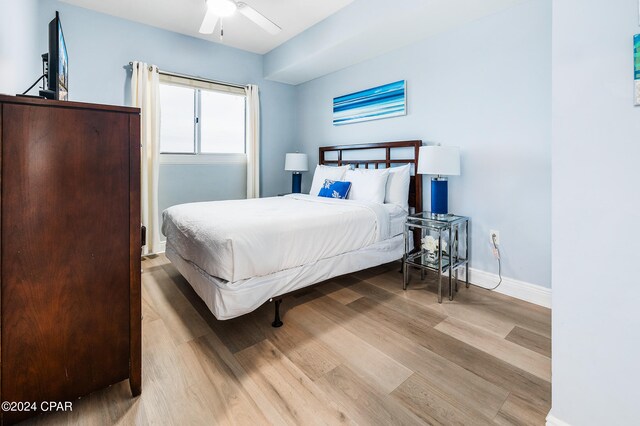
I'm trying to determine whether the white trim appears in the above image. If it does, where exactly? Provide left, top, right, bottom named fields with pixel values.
left=143, top=240, right=166, bottom=257
left=546, top=412, right=571, bottom=426
left=466, top=267, right=551, bottom=308
left=160, top=153, right=247, bottom=165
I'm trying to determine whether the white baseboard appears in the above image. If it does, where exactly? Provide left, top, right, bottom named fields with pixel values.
left=546, top=411, right=571, bottom=426
left=142, top=241, right=166, bottom=257
left=466, top=267, right=551, bottom=308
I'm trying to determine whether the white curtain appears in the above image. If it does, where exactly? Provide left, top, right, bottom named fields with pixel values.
left=131, top=61, right=162, bottom=255
left=245, top=84, right=260, bottom=198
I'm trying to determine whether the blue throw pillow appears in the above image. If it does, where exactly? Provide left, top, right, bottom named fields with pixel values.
left=318, top=179, right=352, bottom=199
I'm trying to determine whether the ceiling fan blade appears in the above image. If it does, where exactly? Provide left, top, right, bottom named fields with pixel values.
left=199, top=8, right=219, bottom=34
left=237, top=2, right=281, bottom=35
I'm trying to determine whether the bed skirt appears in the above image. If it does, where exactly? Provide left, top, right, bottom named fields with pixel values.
left=165, top=235, right=403, bottom=320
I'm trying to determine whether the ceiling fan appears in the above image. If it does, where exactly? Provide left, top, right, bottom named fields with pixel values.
left=199, top=0, right=282, bottom=36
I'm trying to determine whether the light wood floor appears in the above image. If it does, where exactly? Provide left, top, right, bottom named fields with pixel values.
left=24, top=255, right=551, bottom=426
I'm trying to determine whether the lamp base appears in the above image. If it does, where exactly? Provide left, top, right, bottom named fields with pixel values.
left=431, top=178, right=448, bottom=215
left=292, top=173, right=302, bottom=194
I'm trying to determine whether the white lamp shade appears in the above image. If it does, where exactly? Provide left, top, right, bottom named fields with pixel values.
left=285, top=153, right=308, bottom=172
left=417, top=146, right=460, bottom=176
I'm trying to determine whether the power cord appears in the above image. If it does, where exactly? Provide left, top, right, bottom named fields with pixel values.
left=487, top=233, right=503, bottom=291
left=22, top=74, right=46, bottom=95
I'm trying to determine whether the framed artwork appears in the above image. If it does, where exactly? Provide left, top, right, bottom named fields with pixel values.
left=333, top=80, right=406, bottom=125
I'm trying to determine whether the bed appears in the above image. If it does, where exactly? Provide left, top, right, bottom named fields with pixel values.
left=162, top=140, right=422, bottom=325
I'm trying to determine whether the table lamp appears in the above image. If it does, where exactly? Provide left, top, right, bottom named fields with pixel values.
left=285, top=153, right=308, bottom=193
left=417, top=145, right=460, bottom=215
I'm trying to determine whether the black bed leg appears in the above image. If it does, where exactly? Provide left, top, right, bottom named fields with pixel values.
left=272, top=299, right=283, bottom=328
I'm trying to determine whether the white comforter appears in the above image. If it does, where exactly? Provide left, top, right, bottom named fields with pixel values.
left=161, top=194, right=390, bottom=282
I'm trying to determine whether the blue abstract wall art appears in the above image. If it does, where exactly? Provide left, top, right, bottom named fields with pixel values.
left=333, top=80, right=406, bottom=126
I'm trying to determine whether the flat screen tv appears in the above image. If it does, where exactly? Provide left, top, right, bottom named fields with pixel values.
left=41, top=11, right=68, bottom=100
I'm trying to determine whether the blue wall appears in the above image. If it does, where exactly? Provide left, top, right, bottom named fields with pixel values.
left=158, top=162, right=246, bottom=214
left=295, top=0, right=552, bottom=288
left=0, top=0, right=41, bottom=95
left=36, top=0, right=297, bottom=209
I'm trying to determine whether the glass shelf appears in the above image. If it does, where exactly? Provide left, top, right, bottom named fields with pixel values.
left=405, top=251, right=468, bottom=272
left=407, top=212, right=469, bottom=228
left=403, top=213, right=470, bottom=303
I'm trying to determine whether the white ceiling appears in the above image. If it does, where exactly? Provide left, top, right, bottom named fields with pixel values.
left=59, top=0, right=355, bottom=54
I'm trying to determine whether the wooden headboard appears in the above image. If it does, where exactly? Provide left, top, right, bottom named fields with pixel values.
left=319, top=140, right=423, bottom=213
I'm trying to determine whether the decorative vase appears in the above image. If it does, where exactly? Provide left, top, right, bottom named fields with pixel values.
left=424, top=250, right=438, bottom=264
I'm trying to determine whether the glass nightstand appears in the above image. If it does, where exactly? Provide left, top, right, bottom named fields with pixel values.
left=403, top=212, right=470, bottom=303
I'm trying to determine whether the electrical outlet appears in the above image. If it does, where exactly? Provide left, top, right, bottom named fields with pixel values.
left=490, top=230, right=500, bottom=246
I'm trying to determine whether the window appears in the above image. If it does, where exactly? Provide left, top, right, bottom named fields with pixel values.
left=200, top=90, right=246, bottom=154
left=159, top=84, right=196, bottom=154
left=159, top=75, right=246, bottom=156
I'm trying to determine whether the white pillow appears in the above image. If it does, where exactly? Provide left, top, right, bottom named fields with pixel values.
left=385, top=164, right=411, bottom=211
left=309, top=165, right=350, bottom=196
left=345, top=168, right=390, bottom=204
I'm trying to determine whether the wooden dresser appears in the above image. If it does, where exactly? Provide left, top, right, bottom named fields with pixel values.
left=0, top=95, right=141, bottom=424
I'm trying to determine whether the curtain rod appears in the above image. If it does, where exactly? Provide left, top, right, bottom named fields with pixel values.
left=127, top=62, right=246, bottom=90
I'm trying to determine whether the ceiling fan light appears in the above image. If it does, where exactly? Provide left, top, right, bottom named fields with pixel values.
left=206, top=0, right=237, bottom=17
